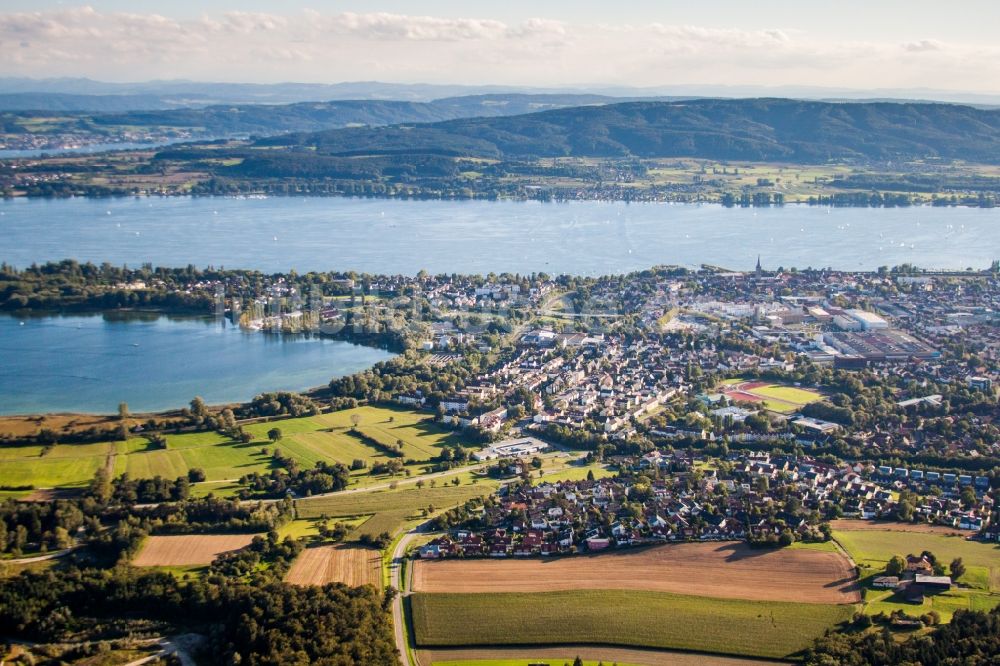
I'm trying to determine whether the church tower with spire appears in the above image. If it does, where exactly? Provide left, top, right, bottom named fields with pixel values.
left=755, top=255, right=763, bottom=278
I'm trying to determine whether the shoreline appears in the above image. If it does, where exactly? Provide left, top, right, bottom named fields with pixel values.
left=4, top=188, right=999, bottom=209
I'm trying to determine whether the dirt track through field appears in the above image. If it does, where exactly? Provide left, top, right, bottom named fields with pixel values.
left=285, top=544, right=381, bottom=588
left=830, top=519, right=976, bottom=536
left=412, top=541, right=860, bottom=604
left=132, top=534, right=257, bottom=566
left=418, top=646, right=783, bottom=666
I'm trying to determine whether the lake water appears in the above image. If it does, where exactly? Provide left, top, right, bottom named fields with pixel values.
left=1, top=196, right=999, bottom=275
left=0, top=313, right=394, bottom=415
left=2, top=195, right=999, bottom=414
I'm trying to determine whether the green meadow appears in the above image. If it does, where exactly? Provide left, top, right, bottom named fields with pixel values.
left=834, top=528, right=1000, bottom=621
left=0, top=406, right=474, bottom=492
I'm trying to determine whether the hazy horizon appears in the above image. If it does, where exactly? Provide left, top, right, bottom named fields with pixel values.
left=3, top=2, right=1000, bottom=95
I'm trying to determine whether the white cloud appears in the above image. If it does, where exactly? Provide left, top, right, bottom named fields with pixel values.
left=902, top=39, right=945, bottom=53
left=0, top=6, right=997, bottom=92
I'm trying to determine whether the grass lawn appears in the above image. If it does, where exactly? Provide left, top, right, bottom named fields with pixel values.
left=276, top=516, right=372, bottom=542
left=834, top=528, right=1000, bottom=620
left=411, top=590, right=856, bottom=660
left=786, top=540, right=841, bottom=553
left=536, top=461, right=613, bottom=484
left=862, top=586, right=998, bottom=623
left=835, top=529, right=1000, bottom=592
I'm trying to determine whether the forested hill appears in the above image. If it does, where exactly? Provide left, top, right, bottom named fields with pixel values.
left=95, top=93, right=621, bottom=134
left=1, top=93, right=627, bottom=136
left=257, top=98, right=1000, bottom=163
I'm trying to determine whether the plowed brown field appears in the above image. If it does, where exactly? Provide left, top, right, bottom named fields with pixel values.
left=285, top=544, right=381, bottom=588
left=412, top=541, right=859, bottom=604
left=132, top=534, right=257, bottom=566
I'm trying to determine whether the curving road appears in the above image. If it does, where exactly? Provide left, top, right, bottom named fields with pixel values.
left=390, top=520, right=433, bottom=666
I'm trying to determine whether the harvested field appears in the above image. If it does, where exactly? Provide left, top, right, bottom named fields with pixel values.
left=132, top=534, right=257, bottom=567
left=829, top=519, right=975, bottom=536
left=286, top=544, right=381, bottom=588
left=413, top=541, right=859, bottom=604
left=418, top=646, right=781, bottom=666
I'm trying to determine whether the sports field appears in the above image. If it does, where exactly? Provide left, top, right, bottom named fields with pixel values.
left=412, top=542, right=859, bottom=604
left=411, top=590, right=856, bottom=660
left=132, top=534, right=258, bottom=566
left=285, top=544, right=381, bottom=588
left=719, top=380, right=823, bottom=414
left=0, top=406, right=470, bottom=491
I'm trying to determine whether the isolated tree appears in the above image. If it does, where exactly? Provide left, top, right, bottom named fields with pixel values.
left=886, top=554, right=907, bottom=577
left=188, top=468, right=206, bottom=483
left=190, top=396, right=207, bottom=418
left=950, top=557, right=966, bottom=581
left=895, top=500, right=914, bottom=522
left=267, top=427, right=283, bottom=443
left=350, top=413, right=362, bottom=428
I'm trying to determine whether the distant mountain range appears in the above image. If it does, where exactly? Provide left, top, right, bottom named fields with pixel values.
left=255, top=98, right=1000, bottom=163
left=82, top=94, right=637, bottom=135
left=2, top=77, right=1000, bottom=110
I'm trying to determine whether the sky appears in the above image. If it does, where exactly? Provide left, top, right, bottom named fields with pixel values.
left=3, top=1, right=1000, bottom=92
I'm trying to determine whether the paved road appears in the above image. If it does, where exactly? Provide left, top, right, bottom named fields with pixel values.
left=5, top=547, right=78, bottom=565
left=390, top=521, right=433, bottom=666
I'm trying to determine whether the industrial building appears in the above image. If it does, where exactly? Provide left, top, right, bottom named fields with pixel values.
left=824, top=329, right=939, bottom=364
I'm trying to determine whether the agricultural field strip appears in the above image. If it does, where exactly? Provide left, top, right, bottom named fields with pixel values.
left=285, top=544, right=381, bottom=588
left=296, top=483, right=499, bottom=519
left=421, top=646, right=779, bottom=666
left=132, top=534, right=259, bottom=567
left=411, top=589, right=856, bottom=660
left=412, top=542, right=860, bottom=605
